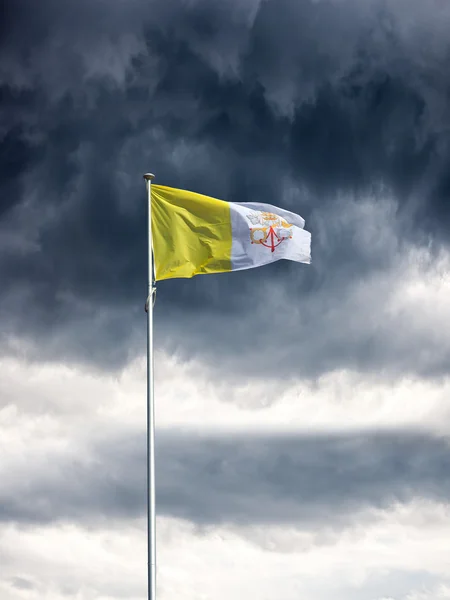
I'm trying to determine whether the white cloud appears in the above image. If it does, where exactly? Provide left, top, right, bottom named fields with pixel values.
left=1, top=501, right=450, bottom=600
left=2, top=345, right=450, bottom=440
left=1, top=326, right=450, bottom=596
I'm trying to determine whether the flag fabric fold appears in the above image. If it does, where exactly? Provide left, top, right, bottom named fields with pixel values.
left=151, top=184, right=311, bottom=281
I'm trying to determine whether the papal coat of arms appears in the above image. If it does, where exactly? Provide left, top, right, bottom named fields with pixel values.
left=247, top=211, right=293, bottom=252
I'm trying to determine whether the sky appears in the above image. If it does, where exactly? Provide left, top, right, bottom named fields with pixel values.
left=2, top=0, right=450, bottom=598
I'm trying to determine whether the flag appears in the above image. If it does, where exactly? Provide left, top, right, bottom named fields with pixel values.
left=151, top=185, right=311, bottom=281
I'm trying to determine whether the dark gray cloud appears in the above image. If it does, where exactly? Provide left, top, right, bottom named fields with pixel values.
left=3, top=429, right=450, bottom=527
left=1, top=0, right=450, bottom=377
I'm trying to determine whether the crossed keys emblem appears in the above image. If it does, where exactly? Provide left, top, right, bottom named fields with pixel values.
left=247, top=211, right=293, bottom=252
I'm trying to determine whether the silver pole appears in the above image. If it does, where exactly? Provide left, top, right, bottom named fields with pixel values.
left=143, top=172, right=156, bottom=600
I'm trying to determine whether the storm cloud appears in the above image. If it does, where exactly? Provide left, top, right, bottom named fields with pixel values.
left=1, top=0, right=450, bottom=378
left=3, top=429, right=450, bottom=527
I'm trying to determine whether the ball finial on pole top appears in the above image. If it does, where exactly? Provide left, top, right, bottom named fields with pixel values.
left=143, top=173, right=155, bottom=181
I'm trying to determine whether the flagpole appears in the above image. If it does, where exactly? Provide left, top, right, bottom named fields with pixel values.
left=144, top=172, right=156, bottom=600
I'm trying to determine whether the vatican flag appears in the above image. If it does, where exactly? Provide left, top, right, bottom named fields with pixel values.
left=151, top=185, right=311, bottom=281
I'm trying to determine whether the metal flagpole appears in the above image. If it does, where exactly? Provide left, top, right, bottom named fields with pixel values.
left=144, top=172, right=156, bottom=600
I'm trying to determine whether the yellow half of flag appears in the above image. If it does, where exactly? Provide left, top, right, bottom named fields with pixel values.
left=151, top=185, right=232, bottom=281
